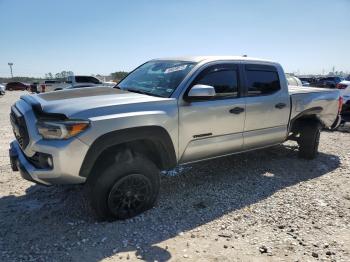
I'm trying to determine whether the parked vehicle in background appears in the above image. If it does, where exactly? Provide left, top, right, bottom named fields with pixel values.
left=9, top=56, right=342, bottom=220
left=337, top=80, right=350, bottom=102
left=301, top=81, right=310, bottom=87
left=298, top=76, right=320, bottom=86
left=30, top=82, right=39, bottom=93
left=38, top=80, right=62, bottom=93
left=5, top=82, right=29, bottom=91
left=312, top=76, right=345, bottom=88
left=0, top=84, right=5, bottom=95
left=286, top=74, right=303, bottom=86
left=103, top=81, right=117, bottom=87
left=39, top=76, right=103, bottom=93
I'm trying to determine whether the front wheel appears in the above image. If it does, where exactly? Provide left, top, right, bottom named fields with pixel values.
left=298, top=121, right=321, bottom=159
left=86, top=151, right=160, bottom=221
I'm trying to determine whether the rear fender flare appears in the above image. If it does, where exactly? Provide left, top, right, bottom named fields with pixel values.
left=289, top=107, right=323, bottom=133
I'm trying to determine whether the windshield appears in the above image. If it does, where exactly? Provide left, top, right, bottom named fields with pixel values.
left=117, top=60, right=196, bottom=97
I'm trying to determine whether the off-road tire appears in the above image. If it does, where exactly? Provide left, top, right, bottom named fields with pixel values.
left=298, top=121, right=321, bottom=159
left=86, top=150, right=160, bottom=221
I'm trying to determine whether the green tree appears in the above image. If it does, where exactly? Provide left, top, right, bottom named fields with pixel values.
left=45, top=72, right=53, bottom=79
left=111, top=71, right=128, bottom=82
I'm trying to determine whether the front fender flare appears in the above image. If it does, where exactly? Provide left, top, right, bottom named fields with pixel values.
left=79, top=126, right=177, bottom=178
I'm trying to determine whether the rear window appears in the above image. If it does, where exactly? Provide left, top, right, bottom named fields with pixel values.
left=245, top=66, right=280, bottom=96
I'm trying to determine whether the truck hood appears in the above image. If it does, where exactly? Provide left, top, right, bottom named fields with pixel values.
left=21, top=86, right=173, bottom=118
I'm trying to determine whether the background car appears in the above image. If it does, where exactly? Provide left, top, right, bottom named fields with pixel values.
left=30, top=82, right=39, bottom=93
left=301, top=81, right=310, bottom=86
left=0, top=84, right=5, bottom=95
left=298, top=76, right=318, bottom=86
left=102, top=81, right=117, bottom=87
left=286, top=74, right=303, bottom=86
left=5, top=82, right=29, bottom=91
left=312, top=76, right=345, bottom=88
left=337, top=80, right=350, bottom=102
left=38, top=80, right=62, bottom=93
left=38, top=76, right=103, bottom=92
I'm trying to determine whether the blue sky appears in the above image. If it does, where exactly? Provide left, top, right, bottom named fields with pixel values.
left=0, top=0, right=349, bottom=77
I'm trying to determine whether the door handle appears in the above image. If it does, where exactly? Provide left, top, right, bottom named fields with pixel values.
left=229, top=107, right=245, bottom=114
left=275, top=103, right=286, bottom=109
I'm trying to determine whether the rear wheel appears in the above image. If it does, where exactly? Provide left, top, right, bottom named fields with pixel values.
left=86, top=151, right=160, bottom=221
left=297, top=121, right=321, bottom=159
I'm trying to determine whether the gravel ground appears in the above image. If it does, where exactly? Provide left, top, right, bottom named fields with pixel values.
left=0, top=91, right=350, bottom=262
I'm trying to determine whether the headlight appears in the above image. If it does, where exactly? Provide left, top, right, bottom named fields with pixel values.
left=36, top=120, right=90, bottom=139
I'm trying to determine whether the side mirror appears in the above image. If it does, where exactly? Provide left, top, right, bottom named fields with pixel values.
left=187, top=84, right=216, bottom=98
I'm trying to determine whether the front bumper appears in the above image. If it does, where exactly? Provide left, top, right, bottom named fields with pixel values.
left=9, top=140, right=87, bottom=185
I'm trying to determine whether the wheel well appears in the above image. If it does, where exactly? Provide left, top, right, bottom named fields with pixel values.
left=79, top=126, right=177, bottom=179
left=92, top=139, right=166, bottom=171
left=288, top=115, right=322, bottom=141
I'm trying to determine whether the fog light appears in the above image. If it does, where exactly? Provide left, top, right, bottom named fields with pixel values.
left=37, top=153, right=53, bottom=169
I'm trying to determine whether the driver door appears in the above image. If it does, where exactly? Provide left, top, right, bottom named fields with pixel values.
left=178, top=63, right=246, bottom=163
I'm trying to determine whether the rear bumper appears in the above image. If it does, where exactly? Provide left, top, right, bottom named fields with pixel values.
left=341, top=101, right=350, bottom=122
left=9, top=140, right=86, bottom=185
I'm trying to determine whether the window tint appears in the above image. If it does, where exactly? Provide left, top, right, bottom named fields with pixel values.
left=45, top=80, right=60, bottom=84
left=246, top=70, right=280, bottom=96
left=194, top=68, right=238, bottom=98
left=75, top=76, right=100, bottom=84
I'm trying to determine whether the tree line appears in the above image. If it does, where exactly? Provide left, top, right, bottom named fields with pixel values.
left=0, top=71, right=129, bottom=84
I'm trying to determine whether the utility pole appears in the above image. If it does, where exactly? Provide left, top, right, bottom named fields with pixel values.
left=8, top=62, right=13, bottom=78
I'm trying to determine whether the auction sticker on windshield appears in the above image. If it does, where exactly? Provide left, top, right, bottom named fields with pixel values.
left=164, top=64, right=188, bottom=74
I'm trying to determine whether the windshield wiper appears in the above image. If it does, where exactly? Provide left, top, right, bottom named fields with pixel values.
left=124, top=88, right=164, bottom=98
left=125, top=88, right=148, bottom=95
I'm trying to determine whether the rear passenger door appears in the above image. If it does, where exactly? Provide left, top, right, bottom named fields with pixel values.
left=242, top=64, right=290, bottom=149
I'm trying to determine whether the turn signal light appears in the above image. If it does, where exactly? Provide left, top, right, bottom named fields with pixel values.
left=338, top=96, right=343, bottom=113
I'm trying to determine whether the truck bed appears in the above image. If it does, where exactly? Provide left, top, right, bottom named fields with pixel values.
left=288, top=86, right=335, bottom=94
left=288, top=86, right=340, bottom=127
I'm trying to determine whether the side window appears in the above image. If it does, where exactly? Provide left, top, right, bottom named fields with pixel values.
left=75, top=76, right=87, bottom=83
left=193, top=66, right=239, bottom=98
left=88, top=77, right=101, bottom=84
left=246, top=69, right=280, bottom=96
left=75, top=76, right=100, bottom=83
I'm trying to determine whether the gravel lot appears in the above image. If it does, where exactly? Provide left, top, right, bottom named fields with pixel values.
left=0, top=91, right=350, bottom=262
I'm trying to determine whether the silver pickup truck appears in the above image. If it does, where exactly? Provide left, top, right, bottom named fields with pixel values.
left=9, top=56, right=342, bottom=220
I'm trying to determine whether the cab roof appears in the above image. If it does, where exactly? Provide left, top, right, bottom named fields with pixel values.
left=152, top=56, right=277, bottom=65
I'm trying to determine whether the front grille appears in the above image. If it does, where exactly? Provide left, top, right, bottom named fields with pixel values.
left=10, top=106, right=30, bottom=149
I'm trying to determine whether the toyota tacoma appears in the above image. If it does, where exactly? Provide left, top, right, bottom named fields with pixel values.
left=9, top=56, right=342, bottom=220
